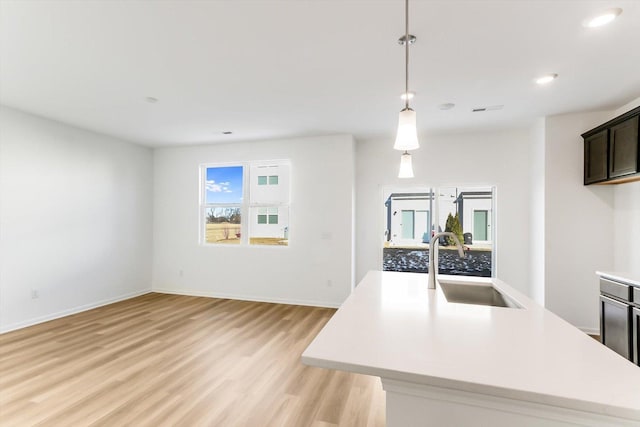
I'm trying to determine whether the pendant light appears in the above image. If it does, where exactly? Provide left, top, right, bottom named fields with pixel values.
left=394, top=0, right=419, bottom=152
left=398, top=151, right=414, bottom=178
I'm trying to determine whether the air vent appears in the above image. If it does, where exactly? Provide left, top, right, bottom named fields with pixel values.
left=438, top=103, right=455, bottom=110
left=472, top=105, right=504, bottom=112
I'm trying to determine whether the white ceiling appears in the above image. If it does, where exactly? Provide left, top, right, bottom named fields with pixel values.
left=1, top=0, right=639, bottom=147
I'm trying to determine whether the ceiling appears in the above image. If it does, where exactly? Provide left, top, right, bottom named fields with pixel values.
left=1, top=0, right=639, bottom=147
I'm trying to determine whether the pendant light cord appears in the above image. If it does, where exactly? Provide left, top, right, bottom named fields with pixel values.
left=404, top=0, right=409, bottom=110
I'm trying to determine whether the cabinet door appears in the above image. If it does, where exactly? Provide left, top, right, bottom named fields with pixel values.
left=609, top=116, right=639, bottom=179
left=584, top=129, right=608, bottom=184
left=600, top=295, right=631, bottom=360
left=633, top=307, right=640, bottom=366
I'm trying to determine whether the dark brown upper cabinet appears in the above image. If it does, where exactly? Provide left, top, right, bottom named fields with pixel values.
left=582, top=106, right=640, bottom=185
left=584, top=129, right=608, bottom=184
left=609, top=116, right=639, bottom=179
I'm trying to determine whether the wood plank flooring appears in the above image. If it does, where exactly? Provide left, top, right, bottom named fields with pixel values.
left=0, top=293, right=385, bottom=426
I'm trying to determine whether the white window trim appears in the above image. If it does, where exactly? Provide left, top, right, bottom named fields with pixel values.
left=199, top=162, right=246, bottom=245
left=199, top=160, right=290, bottom=247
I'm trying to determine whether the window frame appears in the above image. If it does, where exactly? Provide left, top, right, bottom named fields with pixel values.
left=381, top=185, right=496, bottom=278
left=200, top=160, right=290, bottom=247
left=199, top=163, right=246, bottom=246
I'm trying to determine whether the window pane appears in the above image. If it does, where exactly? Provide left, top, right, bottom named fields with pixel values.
left=250, top=162, right=290, bottom=204
left=249, top=206, right=288, bottom=246
left=381, top=186, right=494, bottom=278
left=205, top=207, right=242, bottom=244
left=435, top=186, right=493, bottom=277
left=206, top=166, right=243, bottom=204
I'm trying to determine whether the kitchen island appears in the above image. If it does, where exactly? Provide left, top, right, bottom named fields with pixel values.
left=302, top=271, right=640, bottom=426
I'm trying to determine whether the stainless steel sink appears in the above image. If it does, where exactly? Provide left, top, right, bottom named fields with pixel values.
left=439, top=281, right=522, bottom=309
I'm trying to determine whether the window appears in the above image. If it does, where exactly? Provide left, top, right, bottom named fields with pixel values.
left=201, top=161, right=290, bottom=246
left=257, top=207, right=278, bottom=224
left=401, top=210, right=415, bottom=239
left=473, top=210, right=489, bottom=241
left=257, top=175, right=279, bottom=186
left=202, top=165, right=243, bottom=245
left=382, top=186, right=495, bottom=278
left=249, top=163, right=289, bottom=245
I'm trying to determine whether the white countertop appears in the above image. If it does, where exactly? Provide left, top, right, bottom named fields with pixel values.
left=596, top=271, right=640, bottom=288
left=302, top=271, right=640, bottom=421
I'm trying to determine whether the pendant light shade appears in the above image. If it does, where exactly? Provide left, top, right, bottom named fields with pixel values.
left=393, top=0, right=420, bottom=155
left=394, top=108, right=419, bottom=151
left=398, top=151, right=414, bottom=178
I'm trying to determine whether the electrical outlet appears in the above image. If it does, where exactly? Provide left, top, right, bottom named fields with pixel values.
left=327, top=280, right=333, bottom=288
left=179, top=269, right=184, bottom=277
left=31, top=289, right=39, bottom=299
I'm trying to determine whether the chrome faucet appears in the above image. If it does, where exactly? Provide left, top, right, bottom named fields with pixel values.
left=428, top=232, right=465, bottom=289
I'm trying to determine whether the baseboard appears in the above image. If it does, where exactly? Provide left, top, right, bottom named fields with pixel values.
left=153, top=287, right=342, bottom=309
left=0, top=288, right=152, bottom=334
left=578, top=326, right=600, bottom=336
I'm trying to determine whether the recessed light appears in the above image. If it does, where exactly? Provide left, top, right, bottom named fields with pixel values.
left=583, top=8, right=622, bottom=28
left=438, top=103, right=455, bottom=110
left=222, top=131, right=233, bottom=135
left=145, top=96, right=158, bottom=103
left=535, top=74, right=558, bottom=85
left=400, top=92, right=415, bottom=101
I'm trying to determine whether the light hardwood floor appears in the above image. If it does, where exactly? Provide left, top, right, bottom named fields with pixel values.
left=0, top=293, right=385, bottom=427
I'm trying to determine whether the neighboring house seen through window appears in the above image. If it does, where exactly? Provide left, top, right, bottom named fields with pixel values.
left=382, top=186, right=495, bottom=278
left=257, top=207, right=278, bottom=225
left=257, top=175, right=279, bottom=186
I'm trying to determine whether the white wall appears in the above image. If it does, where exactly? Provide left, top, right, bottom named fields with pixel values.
left=543, top=111, right=615, bottom=332
left=356, top=128, right=532, bottom=295
left=532, top=96, right=640, bottom=332
left=528, top=118, right=545, bottom=306
left=612, top=97, right=640, bottom=277
left=613, top=181, right=640, bottom=276
left=2, top=96, right=636, bottom=334
left=0, top=106, right=153, bottom=332
left=152, top=135, right=355, bottom=307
